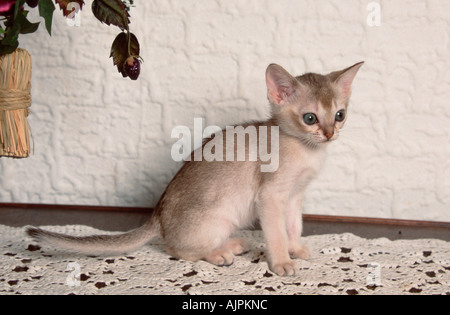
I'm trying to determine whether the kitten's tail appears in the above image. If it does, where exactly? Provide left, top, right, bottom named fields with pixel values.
left=25, top=217, right=160, bottom=256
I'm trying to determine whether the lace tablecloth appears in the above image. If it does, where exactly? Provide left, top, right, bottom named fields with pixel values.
left=0, top=224, right=448, bottom=295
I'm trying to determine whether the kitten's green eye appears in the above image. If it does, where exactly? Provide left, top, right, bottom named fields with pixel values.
left=335, top=110, right=346, bottom=122
left=303, top=113, right=318, bottom=125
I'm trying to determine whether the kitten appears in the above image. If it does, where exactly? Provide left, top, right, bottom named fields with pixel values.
left=26, top=62, right=363, bottom=276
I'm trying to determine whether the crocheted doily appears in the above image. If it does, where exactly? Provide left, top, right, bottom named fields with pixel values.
left=0, top=224, right=449, bottom=295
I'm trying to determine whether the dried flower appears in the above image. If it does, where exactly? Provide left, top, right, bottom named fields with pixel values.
left=0, top=0, right=142, bottom=80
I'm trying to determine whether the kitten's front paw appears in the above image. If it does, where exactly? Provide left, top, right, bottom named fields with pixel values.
left=290, top=244, right=311, bottom=260
left=270, top=259, right=298, bottom=276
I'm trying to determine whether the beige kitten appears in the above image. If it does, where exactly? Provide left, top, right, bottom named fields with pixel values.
left=26, top=62, right=363, bottom=276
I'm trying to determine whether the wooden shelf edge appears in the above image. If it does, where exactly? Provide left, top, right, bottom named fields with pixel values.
left=0, top=203, right=151, bottom=213
left=1, top=203, right=449, bottom=230
left=303, top=214, right=450, bottom=229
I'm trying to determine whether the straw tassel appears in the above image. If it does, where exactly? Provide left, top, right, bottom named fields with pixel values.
left=0, top=49, right=32, bottom=158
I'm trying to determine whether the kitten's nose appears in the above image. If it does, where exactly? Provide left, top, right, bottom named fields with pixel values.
left=325, top=132, right=334, bottom=140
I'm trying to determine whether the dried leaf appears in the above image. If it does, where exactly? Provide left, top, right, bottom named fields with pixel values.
left=110, top=32, right=140, bottom=77
left=54, top=0, right=84, bottom=17
left=91, top=0, right=130, bottom=31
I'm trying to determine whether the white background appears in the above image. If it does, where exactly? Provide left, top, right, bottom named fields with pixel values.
left=0, top=0, right=449, bottom=222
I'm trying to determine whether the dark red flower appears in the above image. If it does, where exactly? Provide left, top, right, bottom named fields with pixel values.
left=0, top=1, right=16, bottom=16
left=26, top=0, right=39, bottom=8
left=124, top=56, right=140, bottom=80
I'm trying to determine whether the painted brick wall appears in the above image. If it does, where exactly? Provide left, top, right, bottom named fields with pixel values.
left=0, top=0, right=449, bottom=222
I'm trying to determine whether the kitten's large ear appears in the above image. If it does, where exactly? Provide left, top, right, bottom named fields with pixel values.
left=328, top=61, right=364, bottom=101
left=266, top=64, right=300, bottom=106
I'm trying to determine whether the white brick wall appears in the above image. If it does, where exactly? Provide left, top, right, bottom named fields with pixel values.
left=0, top=0, right=449, bottom=222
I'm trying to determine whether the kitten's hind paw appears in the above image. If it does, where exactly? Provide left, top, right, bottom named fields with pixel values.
left=204, top=249, right=235, bottom=266
left=224, top=238, right=250, bottom=256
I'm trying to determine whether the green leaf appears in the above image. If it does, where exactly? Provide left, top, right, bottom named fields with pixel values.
left=17, top=11, right=40, bottom=34
left=1, top=24, right=20, bottom=47
left=92, top=0, right=130, bottom=31
left=0, top=41, right=19, bottom=55
left=54, top=0, right=85, bottom=17
left=1, top=14, right=39, bottom=48
left=38, top=0, right=55, bottom=36
left=14, top=0, right=27, bottom=21
left=8, top=0, right=39, bottom=36
left=110, top=32, right=140, bottom=76
left=0, top=0, right=38, bottom=55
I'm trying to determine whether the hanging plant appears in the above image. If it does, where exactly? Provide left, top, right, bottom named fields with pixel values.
left=0, top=0, right=142, bottom=80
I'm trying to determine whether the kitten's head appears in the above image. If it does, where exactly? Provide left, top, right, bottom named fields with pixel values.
left=266, top=62, right=363, bottom=148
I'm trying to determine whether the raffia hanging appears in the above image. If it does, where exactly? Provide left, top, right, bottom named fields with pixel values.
left=0, top=48, right=32, bottom=158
